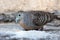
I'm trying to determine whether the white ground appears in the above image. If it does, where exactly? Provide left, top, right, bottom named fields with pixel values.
left=0, top=23, right=60, bottom=40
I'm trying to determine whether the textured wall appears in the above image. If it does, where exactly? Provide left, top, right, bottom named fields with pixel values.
left=0, top=0, right=60, bottom=13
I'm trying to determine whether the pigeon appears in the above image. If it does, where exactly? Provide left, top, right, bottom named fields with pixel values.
left=15, top=11, right=60, bottom=31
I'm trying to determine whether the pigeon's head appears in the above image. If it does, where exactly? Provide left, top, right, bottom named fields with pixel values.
left=15, top=12, right=24, bottom=23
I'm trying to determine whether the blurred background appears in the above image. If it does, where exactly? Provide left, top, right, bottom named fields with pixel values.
left=0, top=0, right=59, bottom=13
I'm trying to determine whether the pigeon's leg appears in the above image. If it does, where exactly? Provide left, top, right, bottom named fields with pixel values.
left=38, top=26, right=43, bottom=31
left=41, top=27, right=43, bottom=31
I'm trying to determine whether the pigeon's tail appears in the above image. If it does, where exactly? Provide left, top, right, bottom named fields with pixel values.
left=53, top=10, right=60, bottom=20
left=54, top=15, right=60, bottom=20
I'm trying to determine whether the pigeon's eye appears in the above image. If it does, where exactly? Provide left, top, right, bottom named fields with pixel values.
left=19, top=14, right=21, bottom=16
